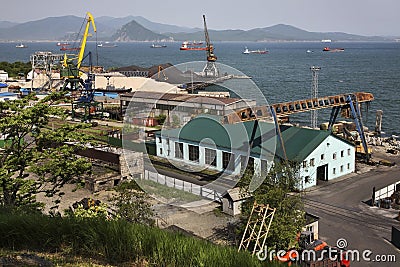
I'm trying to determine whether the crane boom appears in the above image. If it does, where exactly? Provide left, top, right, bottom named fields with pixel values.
left=203, top=15, right=216, bottom=62
left=77, top=12, right=96, bottom=69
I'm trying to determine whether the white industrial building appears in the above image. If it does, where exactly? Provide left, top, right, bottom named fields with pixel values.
left=155, top=116, right=355, bottom=190
left=0, top=70, right=8, bottom=82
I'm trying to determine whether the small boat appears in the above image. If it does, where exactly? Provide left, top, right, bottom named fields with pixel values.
left=15, top=43, right=27, bottom=48
left=321, top=39, right=332, bottom=43
left=57, top=42, right=70, bottom=46
left=97, top=42, right=117, bottom=48
left=150, top=43, right=167, bottom=48
left=180, top=41, right=208, bottom=51
left=60, top=45, right=80, bottom=51
left=306, top=50, right=314, bottom=53
left=323, top=47, right=344, bottom=52
left=192, top=40, right=204, bottom=45
left=243, top=47, right=268, bottom=54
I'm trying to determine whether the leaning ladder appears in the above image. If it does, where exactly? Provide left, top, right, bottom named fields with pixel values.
left=238, top=202, right=276, bottom=255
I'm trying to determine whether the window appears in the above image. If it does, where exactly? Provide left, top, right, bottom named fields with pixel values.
left=175, top=142, right=183, bottom=159
left=188, top=145, right=199, bottom=162
left=302, top=160, right=307, bottom=168
left=347, top=163, right=350, bottom=170
left=310, top=158, right=315, bottom=167
left=333, top=153, right=337, bottom=160
left=223, top=152, right=235, bottom=171
left=305, top=176, right=310, bottom=184
left=340, top=165, right=344, bottom=172
left=159, top=148, right=163, bottom=155
left=321, top=154, right=325, bottom=160
left=158, top=136, right=162, bottom=143
left=333, top=168, right=336, bottom=174
left=341, top=150, right=344, bottom=157
left=347, top=148, right=351, bottom=156
left=205, top=148, right=217, bottom=166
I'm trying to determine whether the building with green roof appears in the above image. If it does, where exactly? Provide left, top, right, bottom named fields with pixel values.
left=155, top=116, right=355, bottom=189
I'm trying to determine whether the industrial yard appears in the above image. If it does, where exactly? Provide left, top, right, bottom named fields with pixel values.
left=1, top=8, right=400, bottom=267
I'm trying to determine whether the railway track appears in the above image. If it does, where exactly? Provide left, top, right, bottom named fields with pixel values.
left=303, top=197, right=395, bottom=233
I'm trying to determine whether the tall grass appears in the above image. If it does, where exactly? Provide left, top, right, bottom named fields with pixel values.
left=0, top=211, right=284, bottom=266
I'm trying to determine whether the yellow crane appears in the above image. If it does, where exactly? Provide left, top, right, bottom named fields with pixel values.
left=61, top=12, right=97, bottom=81
left=77, top=12, right=96, bottom=70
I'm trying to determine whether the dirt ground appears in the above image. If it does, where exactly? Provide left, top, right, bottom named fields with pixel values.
left=36, top=136, right=400, bottom=246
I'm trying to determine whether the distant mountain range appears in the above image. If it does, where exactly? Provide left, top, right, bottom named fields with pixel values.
left=0, top=15, right=397, bottom=42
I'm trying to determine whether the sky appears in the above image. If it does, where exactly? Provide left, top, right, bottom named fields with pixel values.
left=3, top=0, right=400, bottom=36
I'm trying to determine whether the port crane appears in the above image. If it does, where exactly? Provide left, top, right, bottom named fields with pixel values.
left=59, top=12, right=104, bottom=121
left=202, top=15, right=219, bottom=77
left=223, top=92, right=374, bottom=161
left=60, top=11, right=96, bottom=92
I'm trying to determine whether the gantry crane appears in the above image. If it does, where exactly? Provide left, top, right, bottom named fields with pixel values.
left=202, top=15, right=219, bottom=77
left=223, top=92, right=374, bottom=161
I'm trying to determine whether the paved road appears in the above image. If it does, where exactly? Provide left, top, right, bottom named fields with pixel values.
left=304, top=164, right=400, bottom=267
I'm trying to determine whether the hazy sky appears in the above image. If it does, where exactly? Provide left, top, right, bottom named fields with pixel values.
left=3, top=0, right=400, bottom=36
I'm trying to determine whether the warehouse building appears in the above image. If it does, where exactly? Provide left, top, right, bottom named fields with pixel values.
left=155, top=116, right=355, bottom=189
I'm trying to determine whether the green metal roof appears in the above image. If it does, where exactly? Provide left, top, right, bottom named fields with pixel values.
left=158, top=116, right=344, bottom=162
left=275, top=125, right=331, bottom=162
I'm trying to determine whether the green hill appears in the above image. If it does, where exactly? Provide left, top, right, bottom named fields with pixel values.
left=111, top=20, right=170, bottom=41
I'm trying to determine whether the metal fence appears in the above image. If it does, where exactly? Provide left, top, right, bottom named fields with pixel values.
left=375, top=180, right=400, bottom=200
left=143, top=170, right=223, bottom=202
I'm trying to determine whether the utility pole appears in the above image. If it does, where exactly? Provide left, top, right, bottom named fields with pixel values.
left=310, top=66, right=321, bottom=129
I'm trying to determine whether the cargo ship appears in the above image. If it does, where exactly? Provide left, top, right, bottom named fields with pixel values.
left=323, top=47, right=344, bottom=52
left=180, top=41, right=208, bottom=51
left=243, top=47, right=268, bottom=54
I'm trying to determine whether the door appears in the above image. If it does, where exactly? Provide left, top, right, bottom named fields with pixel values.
left=317, top=164, right=328, bottom=181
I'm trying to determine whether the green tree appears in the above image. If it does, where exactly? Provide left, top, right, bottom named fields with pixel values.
left=238, top=162, right=305, bottom=251
left=156, top=114, right=167, bottom=125
left=110, top=180, right=154, bottom=226
left=0, top=93, right=92, bottom=211
left=171, top=114, right=180, bottom=128
left=0, top=61, right=31, bottom=78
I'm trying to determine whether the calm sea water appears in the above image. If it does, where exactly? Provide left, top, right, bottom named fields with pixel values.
left=1, top=41, right=399, bottom=134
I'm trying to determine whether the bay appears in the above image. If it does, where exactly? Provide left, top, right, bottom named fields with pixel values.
left=1, top=41, right=399, bottom=135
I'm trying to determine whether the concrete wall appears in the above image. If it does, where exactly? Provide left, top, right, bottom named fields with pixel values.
left=120, top=151, right=144, bottom=179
